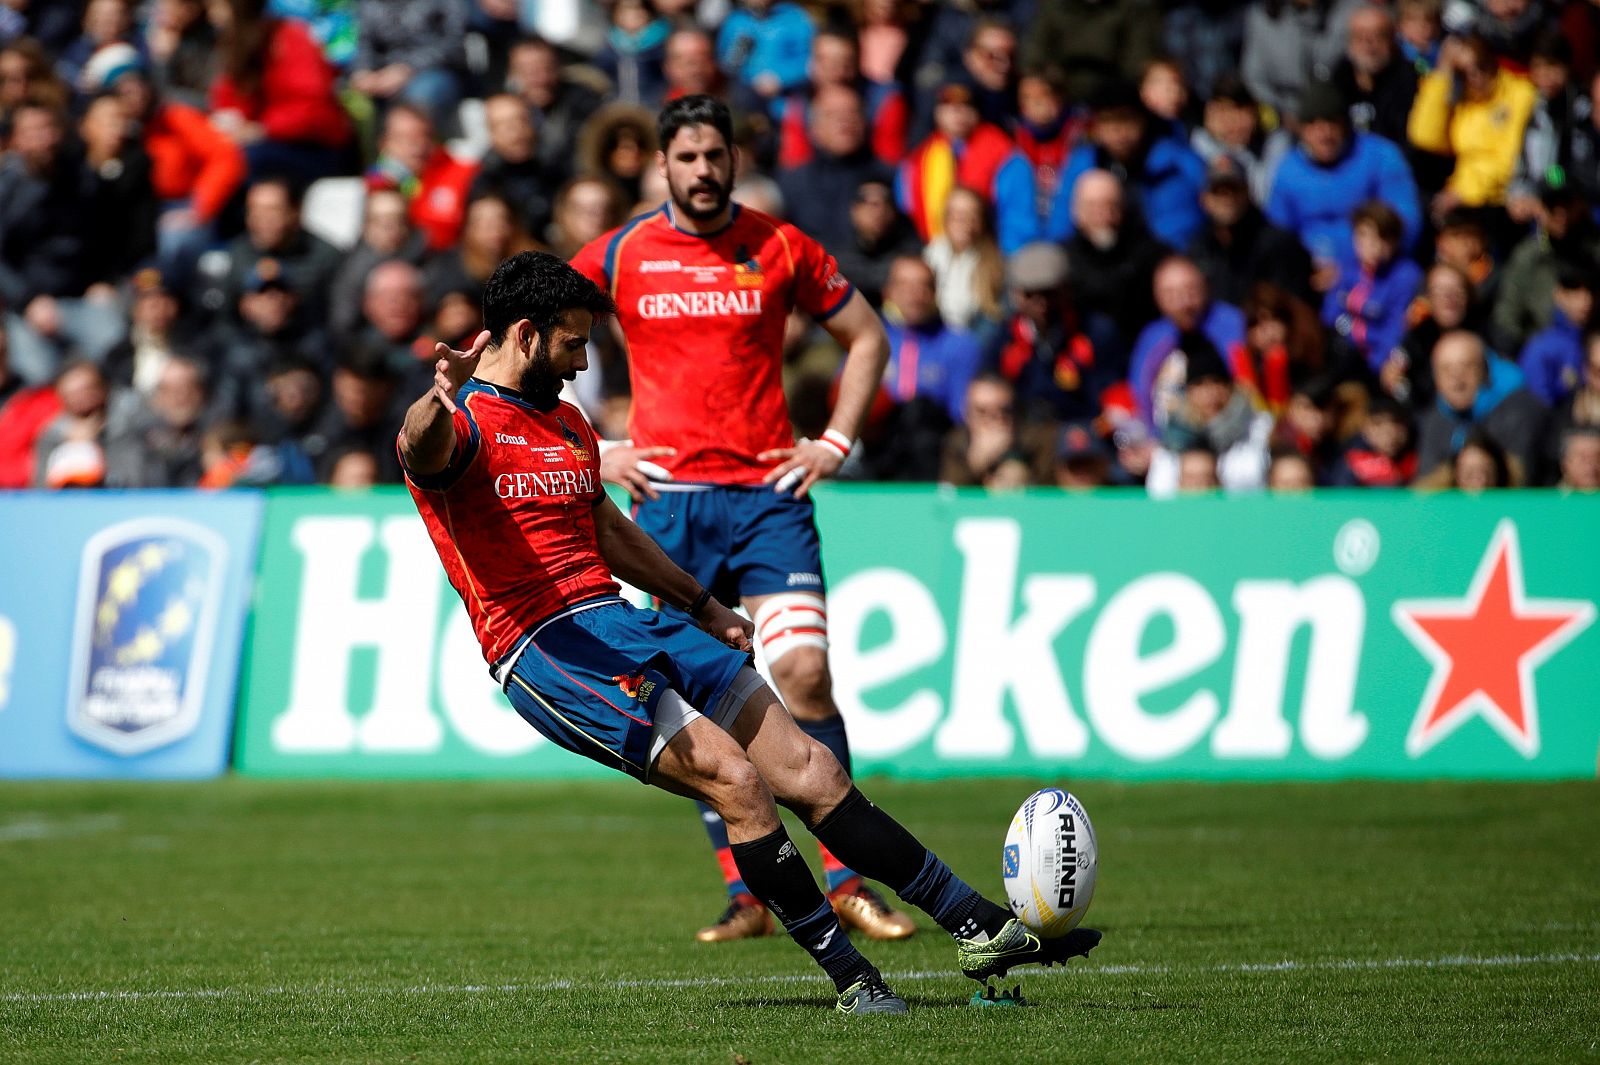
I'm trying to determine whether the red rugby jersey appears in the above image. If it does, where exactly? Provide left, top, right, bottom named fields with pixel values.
left=570, top=203, right=855, bottom=484
left=401, top=380, right=619, bottom=664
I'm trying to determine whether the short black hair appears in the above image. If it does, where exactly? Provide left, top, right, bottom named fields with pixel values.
left=482, top=251, right=616, bottom=346
left=248, top=172, right=305, bottom=209
left=658, top=94, right=733, bottom=154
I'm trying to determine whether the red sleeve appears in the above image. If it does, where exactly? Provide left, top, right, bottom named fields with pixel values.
left=257, top=20, right=350, bottom=145
left=569, top=235, right=612, bottom=292
left=168, top=104, right=247, bottom=223
left=786, top=224, right=853, bottom=320
left=398, top=408, right=480, bottom=491
left=575, top=407, right=607, bottom=503
left=872, top=91, right=908, bottom=165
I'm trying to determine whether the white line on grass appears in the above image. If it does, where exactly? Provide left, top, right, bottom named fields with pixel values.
left=4, top=952, right=1597, bottom=1005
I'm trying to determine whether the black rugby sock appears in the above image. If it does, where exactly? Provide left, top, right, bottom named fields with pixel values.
left=811, top=788, right=1012, bottom=941
left=729, top=826, right=870, bottom=991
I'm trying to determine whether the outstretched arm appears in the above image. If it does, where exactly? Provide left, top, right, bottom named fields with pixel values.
left=399, top=330, right=490, bottom=475
left=759, top=290, right=888, bottom=498
left=591, top=495, right=753, bottom=652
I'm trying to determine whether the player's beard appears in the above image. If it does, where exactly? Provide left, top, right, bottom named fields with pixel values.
left=669, top=172, right=731, bottom=222
left=520, top=335, right=563, bottom=412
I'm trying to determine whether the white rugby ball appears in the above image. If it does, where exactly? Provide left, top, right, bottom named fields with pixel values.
left=1002, top=788, right=1098, bottom=938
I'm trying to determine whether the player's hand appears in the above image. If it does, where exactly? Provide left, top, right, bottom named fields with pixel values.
left=696, top=599, right=754, bottom=653
left=601, top=445, right=677, bottom=501
left=759, top=439, right=843, bottom=499
left=431, top=329, right=490, bottom=413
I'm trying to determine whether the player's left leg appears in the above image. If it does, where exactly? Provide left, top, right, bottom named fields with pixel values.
left=725, top=677, right=1103, bottom=982
left=740, top=592, right=915, bottom=941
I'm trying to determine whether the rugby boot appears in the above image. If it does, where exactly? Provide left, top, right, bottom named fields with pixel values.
left=694, top=893, right=773, bottom=942
left=957, top=919, right=1102, bottom=982
left=828, top=878, right=917, bottom=940
left=835, top=967, right=909, bottom=1014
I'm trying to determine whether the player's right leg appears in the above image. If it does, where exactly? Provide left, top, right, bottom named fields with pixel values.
left=725, top=682, right=1103, bottom=982
left=650, top=715, right=908, bottom=1014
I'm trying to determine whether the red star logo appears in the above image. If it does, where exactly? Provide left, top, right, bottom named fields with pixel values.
left=1393, top=521, right=1594, bottom=758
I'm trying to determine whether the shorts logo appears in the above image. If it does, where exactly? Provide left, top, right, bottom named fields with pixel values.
left=786, top=572, right=822, bottom=587
left=556, top=416, right=591, bottom=462
left=67, top=519, right=227, bottom=756
left=612, top=672, right=656, bottom=702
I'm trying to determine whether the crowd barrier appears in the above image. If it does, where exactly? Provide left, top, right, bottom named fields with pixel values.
left=2, top=487, right=1595, bottom=780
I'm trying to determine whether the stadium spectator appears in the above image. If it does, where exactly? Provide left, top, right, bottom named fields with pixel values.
left=1139, top=58, right=1190, bottom=132
left=0, top=320, right=69, bottom=488
left=423, top=191, right=537, bottom=310
left=57, top=0, right=141, bottom=97
left=209, top=257, right=327, bottom=419
left=1241, top=282, right=1324, bottom=414
left=103, top=267, right=206, bottom=398
left=1517, top=264, right=1592, bottom=407
left=576, top=103, right=657, bottom=206
left=1187, top=159, right=1313, bottom=307
left=663, top=28, right=726, bottom=104
left=1047, top=81, right=1208, bottom=249
left=950, top=19, right=1019, bottom=131
left=253, top=354, right=323, bottom=480
left=104, top=53, right=247, bottom=283
left=922, top=186, right=1004, bottom=332
left=988, top=240, right=1122, bottom=423
left=267, top=0, right=357, bottom=69
left=1266, top=447, right=1317, bottom=489
left=143, top=0, right=215, bottom=109
left=897, top=83, right=1039, bottom=254
left=1556, top=425, right=1600, bottom=490
left=79, top=90, right=158, bottom=289
left=1013, top=70, right=1082, bottom=218
left=1, top=38, right=70, bottom=131
left=366, top=103, right=479, bottom=252
left=1023, top=0, right=1163, bottom=105
left=1266, top=77, right=1421, bottom=276
left=504, top=36, right=603, bottom=185
left=1433, top=209, right=1500, bottom=309
left=1053, top=420, right=1115, bottom=488
left=222, top=176, right=343, bottom=334
left=1147, top=330, right=1273, bottom=496
left=545, top=176, right=629, bottom=259
left=311, top=344, right=402, bottom=482
left=471, top=93, right=557, bottom=237
left=0, top=4, right=80, bottom=53
left=1472, top=0, right=1548, bottom=69
left=880, top=256, right=983, bottom=426
left=1395, top=261, right=1479, bottom=408
left=777, top=85, right=892, bottom=254
left=103, top=353, right=209, bottom=487
left=1188, top=74, right=1283, bottom=206
left=206, top=0, right=352, bottom=184
left=856, top=0, right=913, bottom=89
left=831, top=177, right=923, bottom=310
left=1129, top=256, right=1249, bottom=431
left=1407, top=35, right=1537, bottom=225
left=716, top=0, right=814, bottom=107
left=1490, top=182, right=1600, bottom=355
left=0, top=103, right=127, bottom=384
left=1321, top=200, right=1423, bottom=374
left=330, top=188, right=428, bottom=342
left=1328, top=393, right=1418, bottom=485
left=1241, top=0, right=1363, bottom=121
left=1428, top=429, right=1519, bottom=490
left=349, top=0, right=466, bottom=132
left=30, top=360, right=110, bottom=488
left=354, top=260, right=432, bottom=394
left=326, top=443, right=380, bottom=487
left=1396, top=0, right=1443, bottom=73
left=939, top=372, right=1052, bottom=486
left=1547, top=332, right=1600, bottom=449
left=1507, top=30, right=1580, bottom=224
left=1061, top=168, right=1167, bottom=349
left=775, top=29, right=907, bottom=169
left=1415, top=329, right=1548, bottom=484
left=1333, top=4, right=1418, bottom=147
left=593, top=0, right=670, bottom=109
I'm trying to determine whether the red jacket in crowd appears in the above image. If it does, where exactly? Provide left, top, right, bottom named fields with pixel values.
left=208, top=18, right=350, bottom=148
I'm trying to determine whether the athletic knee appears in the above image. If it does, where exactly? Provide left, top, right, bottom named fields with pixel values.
left=770, top=647, right=833, bottom=715
left=712, top=756, right=773, bottom=815
left=779, top=737, right=850, bottom=822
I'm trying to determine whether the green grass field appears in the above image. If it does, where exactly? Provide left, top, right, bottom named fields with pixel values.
left=2, top=778, right=1597, bottom=1064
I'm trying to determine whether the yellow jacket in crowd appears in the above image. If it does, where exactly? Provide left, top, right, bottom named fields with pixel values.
left=1407, top=69, right=1537, bottom=206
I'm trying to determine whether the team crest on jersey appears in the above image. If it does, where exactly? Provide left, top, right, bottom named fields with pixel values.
left=613, top=672, right=656, bottom=701
left=66, top=519, right=227, bottom=755
left=733, top=243, right=764, bottom=287
left=556, top=416, right=591, bottom=461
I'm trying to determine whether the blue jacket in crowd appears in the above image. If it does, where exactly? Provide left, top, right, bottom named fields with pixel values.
left=1265, top=132, right=1421, bottom=264
left=717, top=2, right=815, bottom=98
left=1321, top=256, right=1424, bottom=372
left=1128, top=301, right=1249, bottom=430
left=1045, top=133, right=1208, bottom=250
left=884, top=319, right=984, bottom=425
left=1518, top=309, right=1587, bottom=407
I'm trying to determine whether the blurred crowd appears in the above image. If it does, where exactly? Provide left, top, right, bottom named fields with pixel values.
left=0, top=0, right=1598, bottom=494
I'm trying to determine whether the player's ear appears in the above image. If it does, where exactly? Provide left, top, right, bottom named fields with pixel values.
left=655, top=149, right=667, bottom=177
left=514, top=319, right=535, bottom=355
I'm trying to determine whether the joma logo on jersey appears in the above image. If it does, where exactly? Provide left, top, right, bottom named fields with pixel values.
left=638, top=259, right=682, bottom=273
left=1056, top=812, right=1078, bottom=908
left=493, top=468, right=596, bottom=499
left=636, top=290, right=764, bottom=319
left=495, top=433, right=528, bottom=445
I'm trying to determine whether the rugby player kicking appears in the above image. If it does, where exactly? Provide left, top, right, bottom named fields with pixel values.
left=572, top=95, right=913, bottom=943
left=398, top=251, right=1101, bottom=1013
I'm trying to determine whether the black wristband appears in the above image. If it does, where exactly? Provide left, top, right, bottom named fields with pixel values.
left=688, top=587, right=713, bottom=617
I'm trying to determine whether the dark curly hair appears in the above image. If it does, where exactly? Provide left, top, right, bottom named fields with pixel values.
left=481, top=252, right=616, bottom=346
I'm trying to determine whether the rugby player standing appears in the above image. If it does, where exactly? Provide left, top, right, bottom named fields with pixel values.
left=397, top=251, right=1101, bottom=1012
left=572, top=95, right=915, bottom=942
